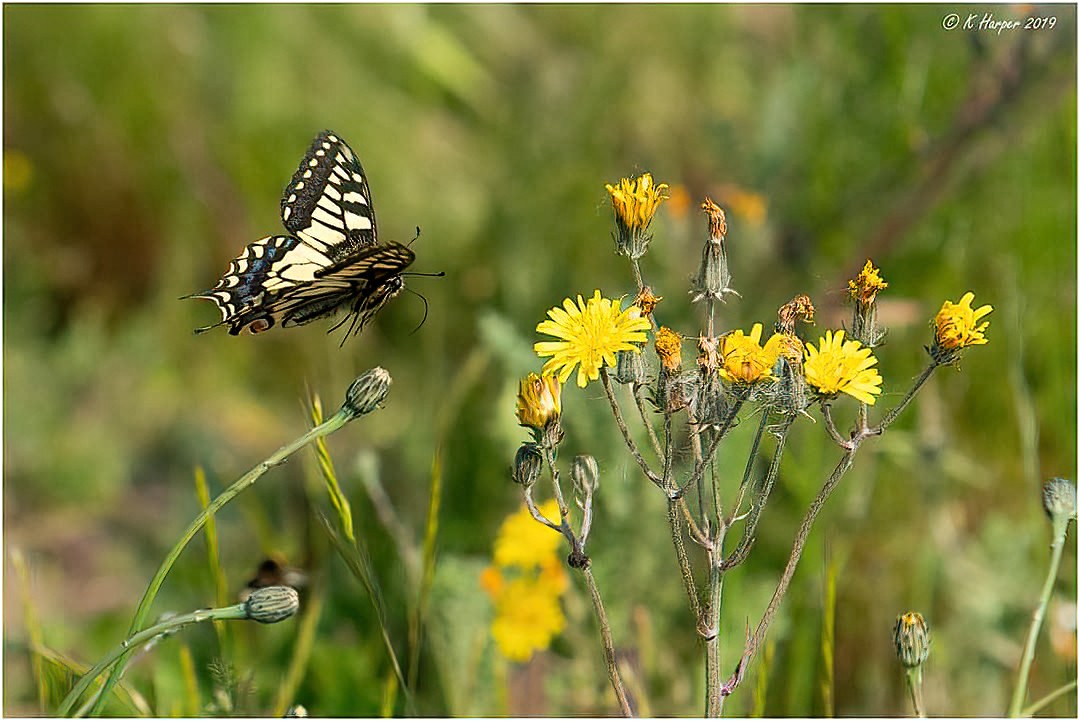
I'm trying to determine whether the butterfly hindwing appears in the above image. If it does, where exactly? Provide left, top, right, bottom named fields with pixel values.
left=188, top=130, right=415, bottom=341
left=280, top=130, right=378, bottom=260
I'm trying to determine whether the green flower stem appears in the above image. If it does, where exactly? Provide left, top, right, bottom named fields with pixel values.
left=633, top=384, right=665, bottom=465
left=668, top=497, right=703, bottom=626
left=84, top=408, right=354, bottom=716
left=1023, top=679, right=1077, bottom=717
left=904, top=666, right=926, bottom=717
left=722, top=447, right=860, bottom=695
left=1007, top=513, right=1073, bottom=717
left=59, top=602, right=249, bottom=716
left=875, top=362, right=937, bottom=433
left=601, top=369, right=664, bottom=487
left=704, top=554, right=725, bottom=717
left=582, top=566, right=634, bottom=717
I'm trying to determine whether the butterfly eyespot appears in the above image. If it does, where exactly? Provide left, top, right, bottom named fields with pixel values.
left=247, top=318, right=271, bottom=334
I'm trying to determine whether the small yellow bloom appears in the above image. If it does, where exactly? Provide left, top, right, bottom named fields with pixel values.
left=719, top=323, right=780, bottom=384
left=654, top=326, right=683, bottom=372
left=804, top=330, right=883, bottom=404
left=535, top=290, right=652, bottom=388
left=515, top=372, right=562, bottom=430
left=489, top=575, right=567, bottom=662
left=848, top=259, right=888, bottom=305
left=606, top=172, right=669, bottom=233
left=933, top=292, right=992, bottom=352
left=493, top=499, right=563, bottom=569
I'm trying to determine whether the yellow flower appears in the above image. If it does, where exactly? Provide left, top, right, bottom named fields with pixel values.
left=606, top=172, right=669, bottom=233
left=515, top=372, right=562, bottom=430
left=493, top=499, right=563, bottom=569
left=718, top=323, right=780, bottom=384
left=489, top=575, right=567, bottom=662
left=804, top=330, right=883, bottom=404
left=933, top=292, right=992, bottom=352
left=848, top=259, right=888, bottom=305
left=535, top=290, right=652, bottom=388
left=654, top=326, right=683, bottom=372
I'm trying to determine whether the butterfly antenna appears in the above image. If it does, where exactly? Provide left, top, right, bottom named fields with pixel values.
left=403, top=286, right=430, bottom=335
left=407, top=226, right=422, bottom=247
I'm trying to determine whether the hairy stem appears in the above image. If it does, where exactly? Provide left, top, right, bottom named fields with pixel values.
left=582, top=567, right=634, bottom=716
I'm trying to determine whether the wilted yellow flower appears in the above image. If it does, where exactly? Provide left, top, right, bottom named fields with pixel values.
left=633, top=286, right=663, bottom=317
left=804, top=330, right=883, bottom=404
left=493, top=499, right=563, bottom=569
left=489, top=575, right=567, bottom=662
left=655, top=326, right=683, bottom=372
left=718, top=323, right=780, bottom=385
left=515, top=372, right=562, bottom=430
left=535, top=290, right=652, bottom=388
left=933, top=292, right=992, bottom=352
left=701, top=197, right=728, bottom=240
left=848, top=259, right=888, bottom=305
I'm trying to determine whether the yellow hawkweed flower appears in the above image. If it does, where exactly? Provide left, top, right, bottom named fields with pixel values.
left=515, top=372, right=562, bottom=431
left=654, top=326, right=683, bottom=372
left=535, top=290, right=652, bottom=388
left=493, top=499, right=563, bottom=569
left=848, top=259, right=888, bottom=305
left=933, top=292, right=992, bottom=352
left=718, top=323, right=780, bottom=385
left=606, top=173, right=669, bottom=258
left=804, top=330, right=883, bottom=404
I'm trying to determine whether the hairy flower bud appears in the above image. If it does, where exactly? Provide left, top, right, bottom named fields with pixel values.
left=1042, top=477, right=1077, bottom=522
left=342, top=367, right=392, bottom=419
left=513, top=443, right=544, bottom=487
left=893, top=612, right=930, bottom=669
left=614, top=348, right=648, bottom=385
left=245, top=585, right=300, bottom=624
left=570, top=454, right=600, bottom=494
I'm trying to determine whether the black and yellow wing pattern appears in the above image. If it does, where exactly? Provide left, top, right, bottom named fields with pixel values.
left=187, top=130, right=414, bottom=341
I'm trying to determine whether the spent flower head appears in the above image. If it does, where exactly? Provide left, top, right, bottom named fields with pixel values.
left=691, top=198, right=739, bottom=303
left=804, top=329, right=883, bottom=405
left=654, top=326, right=683, bottom=372
left=535, top=290, right=651, bottom=388
left=930, top=292, right=993, bottom=364
left=606, top=173, right=669, bottom=259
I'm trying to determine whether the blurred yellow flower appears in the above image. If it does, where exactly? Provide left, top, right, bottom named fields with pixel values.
left=515, top=372, right=562, bottom=431
left=535, top=290, right=651, bottom=388
left=493, top=499, right=563, bottom=569
left=489, top=575, right=567, bottom=662
left=483, top=500, right=570, bottom=663
left=933, top=292, right=992, bottom=352
left=804, top=330, right=883, bottom=404
left=719, top=323, right=780, bottom=384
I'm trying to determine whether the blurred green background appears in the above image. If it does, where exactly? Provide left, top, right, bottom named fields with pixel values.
left=4, top=3, right=1076, bottom=717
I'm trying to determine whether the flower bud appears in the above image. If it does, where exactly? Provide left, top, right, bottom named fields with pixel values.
left=342, top=367, right=392, bottom=419
left=893, top=612, right=930, bottom=669
left=513, top=443, right=543, bottom=487
left=245, top=585, right=300, bottom=624
left=614, top=348, right=648, bottom=385
left=571, top=454, right=600, bottom=495
left=284, top=705, right=308, bottom=718
left=1042, top=477, right=1077, bottom=522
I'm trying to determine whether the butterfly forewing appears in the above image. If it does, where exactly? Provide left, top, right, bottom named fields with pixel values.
left=188, top=130, right=415, bottom=340
left=280, top=130, right=379, bottom=260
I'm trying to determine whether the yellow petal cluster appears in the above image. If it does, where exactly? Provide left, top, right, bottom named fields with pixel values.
left=534, top=290, right=651, bottom=388
left=718, top=323, right=781, bottom=385
left=514, top=372, right=562, bottom=431
left=933, top=292, right=992, bottom=351
left=848, top=259, right=888, bottom=305
left=605, top=172, right=669, bottom=232
left=654, top=326, right=683, bottom=372
left=804, top=330, right=883, bottom=404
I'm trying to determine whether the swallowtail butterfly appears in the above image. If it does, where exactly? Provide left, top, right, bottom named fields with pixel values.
left=186, top=130, right=415, bottom=342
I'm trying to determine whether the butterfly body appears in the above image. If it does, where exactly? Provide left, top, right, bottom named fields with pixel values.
left=188, top=131, right=414, bottom=341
